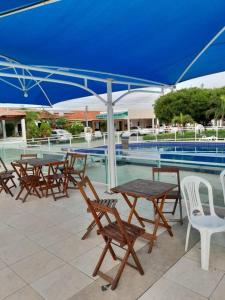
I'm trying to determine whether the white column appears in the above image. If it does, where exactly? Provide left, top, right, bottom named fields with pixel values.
left=152, top=118, right=155, bottom=129
left=21, top=118, right=27, bottom=142
left=14, top=122, right=19, bottom=136
left=2, top=120, right=6, bottom=139
left=106, top=80, right=116, bottom=190
left=127, top=118, right=130, bottom=131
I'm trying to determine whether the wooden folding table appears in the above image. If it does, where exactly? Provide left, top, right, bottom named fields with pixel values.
left=111, top=179, right=177, bottom=252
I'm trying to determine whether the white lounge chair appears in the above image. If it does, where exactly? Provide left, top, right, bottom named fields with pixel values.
left=181, top=176, right=225, bottom=270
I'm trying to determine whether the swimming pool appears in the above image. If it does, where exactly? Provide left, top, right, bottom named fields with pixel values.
left=63, top=141, right=225, bottom=166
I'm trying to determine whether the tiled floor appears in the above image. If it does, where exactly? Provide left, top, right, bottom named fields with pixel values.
left=0, top=181, right=225, bottom=300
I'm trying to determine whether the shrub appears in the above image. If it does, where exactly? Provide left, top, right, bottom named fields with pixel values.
left=27, top=122, right=40, bottom=139
left=67, top=121, right=84, bottom=135
left=56, top=117, right=68, bottom=128
left=39, top=122, right=51, bottom=137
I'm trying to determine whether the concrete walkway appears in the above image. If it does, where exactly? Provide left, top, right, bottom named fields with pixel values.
left=0, top=180, right=224, bottom=300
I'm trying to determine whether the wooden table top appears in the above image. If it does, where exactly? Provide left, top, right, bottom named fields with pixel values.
left=111, top=179, right=177, bottom=200
left=16, top=157, right=62, bottom=167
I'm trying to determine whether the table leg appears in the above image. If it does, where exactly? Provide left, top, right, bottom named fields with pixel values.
left=122, top=193, right=145, bottom=228
left=148, top=195, right=173, bottom=253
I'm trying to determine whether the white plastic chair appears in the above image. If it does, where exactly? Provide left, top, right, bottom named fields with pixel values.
left=219, top=169, right=225, bottom=204
left=181, top=176, right=225, bottom=270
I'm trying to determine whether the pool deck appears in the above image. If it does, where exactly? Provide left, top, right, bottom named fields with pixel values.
left=0, top=181, right=225, bottom=299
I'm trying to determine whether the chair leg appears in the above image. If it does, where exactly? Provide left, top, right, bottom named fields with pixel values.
left=81, top=219, right=97, bottom=240
left=111, top=248, right=130, bottom=290
left=200, top=230, right=211, bottom=271
left=172, top=199, right=178, bottom=215
left=185, top=222, right=191, bottom=252
left=10, top=177, right=17, bottom=188
left=130, top=247, right=144, bottom=275
left=178, top=198, right=183, bottom=225
left=93, top=239, right=111, bottom=277
left=15, top=185, right=25, bottom=200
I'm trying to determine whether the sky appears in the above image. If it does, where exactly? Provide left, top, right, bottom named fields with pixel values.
left=53, top=71, right=225, bottom=112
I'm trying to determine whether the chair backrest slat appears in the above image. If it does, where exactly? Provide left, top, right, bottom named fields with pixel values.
left=20, top=154, right=37, bottom=160
left=66, top=152, right=87, bottom=172
left=78, top=176, right=131, bottom=244
left=11, top=161, right=28, bottom=178
left=181, top=176, right=216, bottom=220
left=152, top=166, right=181, bottom=192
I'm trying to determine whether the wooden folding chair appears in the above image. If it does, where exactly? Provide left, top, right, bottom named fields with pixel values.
left=152, top=166, right=183, bottom=224
left=86, top=195, right=145, bottom=290
left=77, top=176, right=117, bottom=240
left=41, top=160, right=69, bottom=201
left=0, top=157, right=16, bottom=191
left=20, top=153, right=37, bottom=174
left=65, top=152, right=87, bottom=188
left=11, top=161, right=41, bottom=202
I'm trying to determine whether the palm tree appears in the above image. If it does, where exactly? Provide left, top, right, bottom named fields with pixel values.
left=206, top=94, right=225, bottom=125
left=172, top=113, right=194, bottom=126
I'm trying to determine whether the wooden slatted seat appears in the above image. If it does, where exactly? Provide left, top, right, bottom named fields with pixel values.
left=11, top=161, right=41, bottom=202
left=40, top=160, right=69, bottom=201
left=0, top=157, right=16, bottom=192
left=99, top=220, right=145, bottom=246
left=77, top=176, right=118, bottom=240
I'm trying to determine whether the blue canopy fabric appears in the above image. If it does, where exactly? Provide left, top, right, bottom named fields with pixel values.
left=0, top=1, right=51, bottom=16
left=0, top=0, right=224, bottom=106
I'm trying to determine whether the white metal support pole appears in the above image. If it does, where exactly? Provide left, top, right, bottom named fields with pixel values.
left=21, top=118, right=27, bottom=143
left=195, top=124, right=197, bottom=141
left=2, top=120, right=6, bottom=139
left=106, top=80, right=116, bottom=191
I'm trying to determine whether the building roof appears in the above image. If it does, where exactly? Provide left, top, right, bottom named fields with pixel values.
left=0, top=108, right=25, bottom=119
left=63, top=111, right=101, bottom=121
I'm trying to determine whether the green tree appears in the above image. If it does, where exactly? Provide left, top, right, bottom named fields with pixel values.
left=39, top=122, right=52, bottom=137
left=25, top=111, right=40, bottom=139
left=172, top=113, right=194, bottom=126
left=56, top=117, right=68, bottom=128
left=154, top=87, right=214, bottom=124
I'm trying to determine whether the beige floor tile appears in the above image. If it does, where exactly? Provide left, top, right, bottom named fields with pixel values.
left=29, top=226, right=74, bottom=248
left=211, top=232, right=225, bottom=248
left=31, top=264, right=93, bottom=300
left=0, top=267, right=26, bottom=300
left=164, top=257, right=224, bottom=297
left=185, top=242, right=225, bottom=271
left=0, top=238, right=42, bottom=265
left=11, top=250, right=65, bottom=283
left=5, top=213, right=55, bottom=236
left=0, top=258, right=6, bottom=270
left=0, top=225, right=25, bottom=249
left=59, top=214, right=93, bottom=235
left=139, top=278, right=207, bottom=300
left=70, top=246, right=119, bottom=278
left=210, top=274, right=225, bottom=299
left=4, top=286, right=44, bottom=300
left=47, top=233, right=100, bottom=262
left=32, top=207, right=76, bottom=226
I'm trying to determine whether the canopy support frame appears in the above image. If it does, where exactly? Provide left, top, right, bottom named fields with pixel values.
left=176, top=26, right=225, bottom=84
left=0, top=63, right=166, bottom=190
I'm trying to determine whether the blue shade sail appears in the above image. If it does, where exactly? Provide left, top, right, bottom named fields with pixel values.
left=0, top=1, right=52, bottom=16
left=0, top=0, right=224, bottom=105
